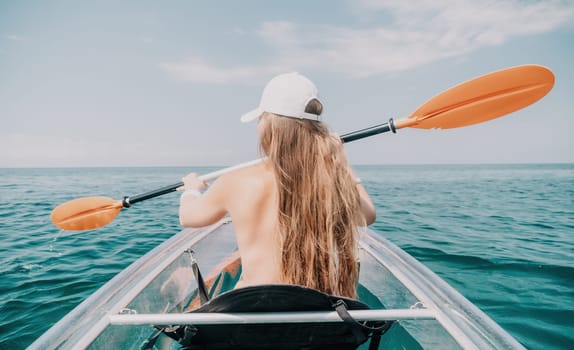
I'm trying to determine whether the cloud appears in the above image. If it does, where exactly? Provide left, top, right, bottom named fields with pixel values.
left=160, top=0, right=574, bottom=82
left=4, top=34, right=24, bottom=41
left=160, top=57, right=277, bottom=84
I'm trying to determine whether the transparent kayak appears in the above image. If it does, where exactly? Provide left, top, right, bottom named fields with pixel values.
left=29, top=219, right=525, bottom=349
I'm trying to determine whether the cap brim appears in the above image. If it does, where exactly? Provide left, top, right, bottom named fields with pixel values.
left=240, top=108, right=262, bottom=123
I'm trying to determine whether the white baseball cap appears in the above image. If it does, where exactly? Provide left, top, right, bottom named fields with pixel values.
left=240, top=72, right=321, bottom=123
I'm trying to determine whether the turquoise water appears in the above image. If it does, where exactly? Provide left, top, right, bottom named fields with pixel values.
left=0, top=164, right=572, bottom=349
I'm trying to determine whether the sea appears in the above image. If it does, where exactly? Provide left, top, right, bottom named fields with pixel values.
left=0, top=164, right=572, bottom=349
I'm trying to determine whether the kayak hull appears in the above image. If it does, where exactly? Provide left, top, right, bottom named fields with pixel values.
left=30, top=219, right=525, bottom=350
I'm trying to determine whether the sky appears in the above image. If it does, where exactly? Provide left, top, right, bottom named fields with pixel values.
left=1, top=0, right=573, bottom=167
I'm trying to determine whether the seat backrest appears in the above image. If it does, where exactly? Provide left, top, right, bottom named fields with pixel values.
left=159, top=284, right=392, bottom=350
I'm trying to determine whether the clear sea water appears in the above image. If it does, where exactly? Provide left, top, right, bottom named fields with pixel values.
left=0, top=164, right=572, bottom=349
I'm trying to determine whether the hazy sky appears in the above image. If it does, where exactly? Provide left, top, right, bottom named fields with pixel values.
left=1, top=0, right=573, bottom=167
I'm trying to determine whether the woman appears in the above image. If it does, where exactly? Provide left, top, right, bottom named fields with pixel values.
left=179, top=72, right=375, bottom=298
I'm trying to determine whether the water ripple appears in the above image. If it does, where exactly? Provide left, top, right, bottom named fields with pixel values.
left=1, top=165, right=572, bottom=349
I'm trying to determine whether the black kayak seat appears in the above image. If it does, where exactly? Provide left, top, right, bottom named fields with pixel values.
left=158, top=284, right=394, bottom=350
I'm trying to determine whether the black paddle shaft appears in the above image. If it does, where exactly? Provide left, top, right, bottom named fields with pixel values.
left=123, top=118, right=396, bottom=208
left=340, top=118, right=396, bottom=143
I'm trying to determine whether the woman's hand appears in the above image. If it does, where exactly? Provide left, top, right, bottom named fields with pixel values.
left=178, top=172, right=209, bottom=193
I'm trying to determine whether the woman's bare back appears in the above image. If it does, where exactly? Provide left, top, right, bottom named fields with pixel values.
left=222, top=162, right=283, bottom=288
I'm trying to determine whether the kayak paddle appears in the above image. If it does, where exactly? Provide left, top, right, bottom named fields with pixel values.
left=51, top=64, right=554, bottom=231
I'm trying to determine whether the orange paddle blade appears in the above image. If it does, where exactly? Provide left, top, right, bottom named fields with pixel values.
left=396, top=65, right=554, bottom=129
left=51, top=196, right=123, bottom=231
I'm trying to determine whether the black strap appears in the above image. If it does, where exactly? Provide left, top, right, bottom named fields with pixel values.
left=140, top=328, right=162, bottom=350
left=333, top=299, right=394, bottom=350
left=333, top=299, right=368, bottom=345
left=369, top=329, right=383, bottom=350
left=191, top=255, right=209, bottom=305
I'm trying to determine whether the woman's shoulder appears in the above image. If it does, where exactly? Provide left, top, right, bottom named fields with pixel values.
left=212, top=163, right=273, bottom=208
left=218, top=162, right=271, bottom=188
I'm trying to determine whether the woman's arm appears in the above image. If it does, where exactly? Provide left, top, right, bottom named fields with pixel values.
left=356, top=181, right=376, bottom=225
left=347, top=167, right=376, bottom=225
left=179, top=172, right=229, bottom=227
left=332, top=133, right=377, bottom=226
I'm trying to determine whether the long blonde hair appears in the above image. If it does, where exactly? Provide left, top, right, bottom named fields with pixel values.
left=259, top=106, right=364, bottom=298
